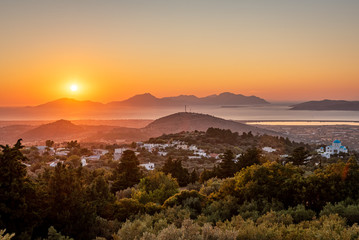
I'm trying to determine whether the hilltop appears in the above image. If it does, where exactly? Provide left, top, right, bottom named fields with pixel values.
left=0, top=112, right=280, bottom=144
left=20, top=119, right=86, bottom=142
left=291, top=100, right=359, bottom=111
left=144, top=112, right=277, bottom=136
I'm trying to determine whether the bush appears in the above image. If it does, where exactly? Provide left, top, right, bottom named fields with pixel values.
left=132, top=172, right=179, bottom=205
left=320, top=201, right=359, bottom=225
left=279, top=204, right=316, bottom=223
left=163, top=190, right=207, bottom=217
left=114, top=198, right=143, bottom=222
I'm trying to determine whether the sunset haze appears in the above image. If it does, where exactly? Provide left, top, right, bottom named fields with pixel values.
left=1, top=0, right=359, bottom=106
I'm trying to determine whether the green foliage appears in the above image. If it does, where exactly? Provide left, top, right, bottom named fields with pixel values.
left=87, top=175, right=116, bottom=219
left=203, top=195, right=239, bottom=222
left=199, top=177, right=223, bottom=196
left=305, top=157, right=359, bottom=210
left=44, top=227, right=73, bottom=240
left=132, top=171, right=179, bottom=205
left=111, top=150, right=142, bottom=192
left=162, top=158, right=190, bottom=187
left=4, top=137, right=359, bottom=239
left=237, top=147, right=262, bottom=170
left=65, top=155, right=81, bottom=168
left=320, top=200, right=359, bottom=225
left=279, top=204, right=316, bottom=223
left=205, top=127, right=239, bottom=144
left=287, top=146, right=309, bottom=165
left=163, top=190, right=207, bottom=218
left=46, top=163, right=97, bottom=239
left=189, top=169, right=199, bottom=184
left=114, top=198, right=143, bottom=222
left=113, top=214, right=359, bottom=240
left=0, top=140, right=38, bottom=239
left=218, top=150, right=237, bottom=178
left=217, top=162, right=305, bottom=207
left=199, top=168, right=218, bottom=183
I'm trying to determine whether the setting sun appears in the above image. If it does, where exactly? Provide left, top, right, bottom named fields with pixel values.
left=70, top=84, right=78, bottom=92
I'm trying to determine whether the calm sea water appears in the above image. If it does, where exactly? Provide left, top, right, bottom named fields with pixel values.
left=121, top=104, right=359, bottom=122
left=1, top=104, right=359, bottom=123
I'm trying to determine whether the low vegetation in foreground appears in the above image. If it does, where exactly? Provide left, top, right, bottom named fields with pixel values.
left=1, top=132, right=359, bottom=239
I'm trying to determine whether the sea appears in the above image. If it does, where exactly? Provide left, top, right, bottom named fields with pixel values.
left=120, top=104, right=359, bottom=125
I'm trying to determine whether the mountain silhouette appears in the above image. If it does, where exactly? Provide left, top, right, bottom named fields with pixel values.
left=291, top=100, right=359, bottom=111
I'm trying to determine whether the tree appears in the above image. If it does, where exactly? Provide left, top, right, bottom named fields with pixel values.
left=237, top=147, right=261, bottom=170
left=66, top=140, right=80, bottom=149
left=46, top=163, right=97, bottom=239
left=288, top=147, right=309, bottom=166
left=86, top=176, right=115, bottom=219
left=44, top=227, right=73, bottom=240
left=65, top=155, right=81, bottom=168
left=216, top=162, right=305, bottom=208
left=45, top=140, right=54, bottom=148
left=162, top=157, right=190, bottom=187
left=0, top=139, right=37, bottom=239
left=132, top=171, right=179, bottom=205
left=218, top=150, right=237, bottom=178
left=189, top=169, right=199, bottom=183
left=111, top=150, right=141, bottom=193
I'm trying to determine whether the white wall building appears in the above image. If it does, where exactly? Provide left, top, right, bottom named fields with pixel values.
left=262, top=147, right=276, bottom=153
left=317, top=140, right=348, bottom=158
left=140, top=162, right=155, bottom=170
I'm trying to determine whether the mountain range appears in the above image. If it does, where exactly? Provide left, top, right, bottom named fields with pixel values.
left=0, top=112, right=280, bottom=144
left=290, top=100, right=359, bottom=111
left=107, top=92, right=269, bottom=106
left=0, top=92, right=269, bottom=120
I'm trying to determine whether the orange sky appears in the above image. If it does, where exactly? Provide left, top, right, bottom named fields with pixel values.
left=1, top=0, right=359, bottom=106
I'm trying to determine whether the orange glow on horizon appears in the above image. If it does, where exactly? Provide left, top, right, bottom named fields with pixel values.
left=1, top=1, right=359, bottom=106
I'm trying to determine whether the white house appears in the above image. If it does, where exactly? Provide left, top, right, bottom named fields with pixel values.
left=81, top=158, right=87, bottom=166
left=262, top=147, right=276, bottom=153
left=176, top=144, right=188, bottom=150
left=158, top=151, right=168, bottom=156
left=140, top=162, right=155, bottom=170
left=194, top=149, right=207, bottom=157
left=189, top=145, right=198, bottom=151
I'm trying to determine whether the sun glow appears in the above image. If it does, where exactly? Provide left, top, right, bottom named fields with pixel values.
left=70, top=84, right=78, bottom=92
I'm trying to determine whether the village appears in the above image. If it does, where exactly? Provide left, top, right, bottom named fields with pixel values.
left=23, top=135, right=350, bottom=173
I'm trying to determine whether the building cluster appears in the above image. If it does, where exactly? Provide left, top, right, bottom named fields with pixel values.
left=317, top=139, right=348, bottom=158
left=138, top=141, right=217, bottom=159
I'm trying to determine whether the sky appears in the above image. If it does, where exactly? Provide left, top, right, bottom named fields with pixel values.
left=1, top=0, right=359, bottom=106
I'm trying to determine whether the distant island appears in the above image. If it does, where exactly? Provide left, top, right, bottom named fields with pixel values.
left=108, top=92, right=269, bottom=106
left=290, top=100, right=359, bottom=111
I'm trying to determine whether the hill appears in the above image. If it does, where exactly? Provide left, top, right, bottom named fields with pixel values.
left=20, top=119, right=86, bottom=142
left=3, top=113, right=280, bottom=144
left=143, top=112, right=278, bottom=137
left=34, top=98, right=104, bottom=110
left=290, top=100, right=359, bottom=111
